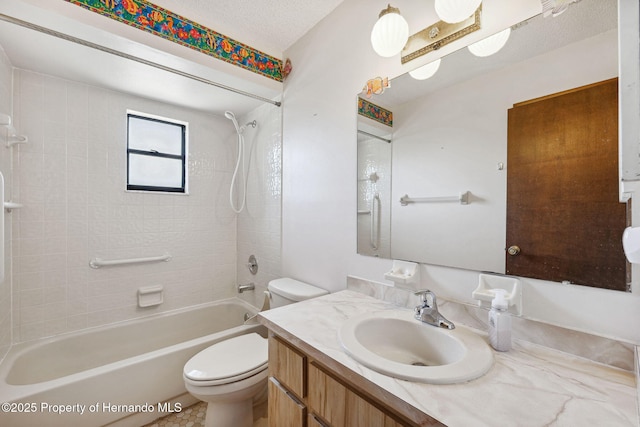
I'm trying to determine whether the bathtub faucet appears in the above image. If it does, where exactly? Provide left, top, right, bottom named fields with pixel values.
left=238, top=282, right=255, bottom=293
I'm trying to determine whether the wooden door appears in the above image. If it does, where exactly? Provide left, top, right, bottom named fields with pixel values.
left=506, top=78, right=628, bottom=291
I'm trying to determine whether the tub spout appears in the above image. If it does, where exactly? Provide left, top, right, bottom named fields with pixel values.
left=238, top=283, right=255, bottom=293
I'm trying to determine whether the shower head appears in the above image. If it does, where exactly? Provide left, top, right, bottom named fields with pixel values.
left=225, top=110, right=241, bottom=133
left=225, top=110, right=257, bottom=134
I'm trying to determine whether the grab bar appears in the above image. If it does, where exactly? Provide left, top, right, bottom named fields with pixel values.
left=89, top=253, right=172, bottom=269
left=400, top=191, right=470, bottom=206
left=0, top=172, right=4, bottom=282
left=4, top=201, right=23, bottom=212
left=370, top=193, right=380, bottom=250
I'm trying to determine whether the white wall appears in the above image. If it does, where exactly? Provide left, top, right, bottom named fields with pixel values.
left=282, top=0, right=640, bottom=343
left=0, top=47, right=13, bottom=359
left=10, top=69, right=241, bottom=342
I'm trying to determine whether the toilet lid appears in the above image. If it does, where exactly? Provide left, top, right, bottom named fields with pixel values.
left=184, top=333, right=268, bottom=382
left=268, top=278, right=328, bottom=301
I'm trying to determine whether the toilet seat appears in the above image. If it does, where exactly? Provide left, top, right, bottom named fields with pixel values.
left=184, top=333, right=268, bottom=386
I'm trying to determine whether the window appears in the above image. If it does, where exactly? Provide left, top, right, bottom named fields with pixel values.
left=127, top=112, right=187, bottom=193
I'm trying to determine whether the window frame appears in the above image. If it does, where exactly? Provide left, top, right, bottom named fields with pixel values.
left=126, top=111, right=188, bottom=194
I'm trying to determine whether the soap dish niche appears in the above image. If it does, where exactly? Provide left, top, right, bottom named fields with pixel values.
left=472, top=274, right=522, bottom=316
left=384, top=260, right=420, bottom=289
left=0, top=113, right=28, bottom=148
left=138, top=285, right=164, bottom=308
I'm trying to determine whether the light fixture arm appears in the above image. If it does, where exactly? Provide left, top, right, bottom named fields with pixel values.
left=401, top=7, right=482, bottom=64
left=379, top=4, right=400, bottom=18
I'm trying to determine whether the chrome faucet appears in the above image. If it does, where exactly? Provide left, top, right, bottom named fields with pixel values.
left=238, top=282, right=255, bottom=293
left=414, top=290, right=455, bottom=329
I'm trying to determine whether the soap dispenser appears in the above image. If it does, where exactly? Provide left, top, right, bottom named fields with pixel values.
left=488, top=289, right=511, bottom=351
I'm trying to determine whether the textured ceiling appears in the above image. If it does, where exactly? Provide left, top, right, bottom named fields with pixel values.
left=0, top=0, right=346, bottom=115
left=0, top=0, right=615, bottom=117
left=151, top=0, right=346, bottom=56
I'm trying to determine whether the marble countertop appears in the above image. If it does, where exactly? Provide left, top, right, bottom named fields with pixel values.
left=258, top=290, right=638, bottom=427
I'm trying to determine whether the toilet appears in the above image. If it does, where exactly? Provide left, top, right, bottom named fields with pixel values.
left=182, top=278, right=328, bottom=427
left=267, top=277, right=330, bottom=308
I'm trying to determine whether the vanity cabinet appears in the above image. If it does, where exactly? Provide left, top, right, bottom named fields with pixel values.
left=268, top=335, right=307, bottom=427
left=308, top=362, right=404, bottom=427
left=267, top=333, right=415, bottom=427
left=268, top=378, right=306, bottom=426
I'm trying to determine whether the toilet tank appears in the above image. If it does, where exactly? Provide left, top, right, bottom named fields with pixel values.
left=267, top=278, right=328, bottom=308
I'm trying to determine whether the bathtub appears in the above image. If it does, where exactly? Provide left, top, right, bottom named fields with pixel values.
left=0, top=298, right=265, bottom=427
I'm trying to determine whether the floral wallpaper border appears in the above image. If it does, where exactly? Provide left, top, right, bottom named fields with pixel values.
left=358, top=98, right=393, bottom=127
left=64, top=0, right=283, bottom=82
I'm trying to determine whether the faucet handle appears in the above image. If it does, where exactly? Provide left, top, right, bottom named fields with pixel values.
left=414, top=290, right=435, bottom=306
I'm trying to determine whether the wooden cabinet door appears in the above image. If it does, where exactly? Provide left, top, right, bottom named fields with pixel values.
left=308, top=413, right=330, bottom=427
left=308, top=363, right=404, bottom=427
left=506, top=78, right=628, bottom=290
left=268, top=378, right=306, bottom=427
left=269, top=335, right=306, bottom=399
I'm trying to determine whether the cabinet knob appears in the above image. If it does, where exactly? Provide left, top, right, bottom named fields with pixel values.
left=507, top=245, right=521, bottom=256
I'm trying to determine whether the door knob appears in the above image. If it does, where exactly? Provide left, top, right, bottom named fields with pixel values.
left=507, top=245, right=521, bottom=256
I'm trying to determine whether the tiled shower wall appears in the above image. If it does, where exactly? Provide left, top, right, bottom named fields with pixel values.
left=236, top=104, right=282, bottom=307
left=9, top=68, right=247, bottom=342
left=0, top=48, right=13, bottom=359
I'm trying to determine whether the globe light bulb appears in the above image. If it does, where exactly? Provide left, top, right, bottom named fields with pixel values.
left=468, top=27, right=511, bottom=57
left=435, top=0, right=482, bottom=24
left=371, top=5, right=409, bottom=58
left=409, top=59, right=442, bottom=80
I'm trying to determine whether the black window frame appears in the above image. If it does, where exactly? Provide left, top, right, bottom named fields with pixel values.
left=126, top=113, right=187, bottom=193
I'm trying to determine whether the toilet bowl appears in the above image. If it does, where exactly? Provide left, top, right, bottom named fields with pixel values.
left=182, top=278, right=328, bottom=427
left=183, top=333, right=268, bottom=427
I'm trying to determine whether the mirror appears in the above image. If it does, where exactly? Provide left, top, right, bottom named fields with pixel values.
left=357, top=111, right=392, bottom=258
left=357, top=0, right=627, bottom=290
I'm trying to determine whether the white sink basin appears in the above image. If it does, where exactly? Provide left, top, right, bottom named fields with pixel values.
left=338, top=310, right=493, bottom=384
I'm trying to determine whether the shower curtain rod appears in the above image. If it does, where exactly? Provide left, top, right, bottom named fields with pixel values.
left=357, top=129, right=391, bottom=143
left=0, top=13, right=282, bottom=107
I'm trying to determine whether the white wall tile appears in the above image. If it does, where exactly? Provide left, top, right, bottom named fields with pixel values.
left=236, top=104, right=282, bottom=307
left=8, top=68, right=263, bottom=342
left=0, top=55, right=282, bottom=346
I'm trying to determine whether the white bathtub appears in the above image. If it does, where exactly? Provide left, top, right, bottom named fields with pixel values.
left=0, top=298, right=264, bottom=427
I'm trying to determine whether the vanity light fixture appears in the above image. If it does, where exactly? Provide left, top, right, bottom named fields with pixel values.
left=371, top=3, right=481, bottom=61
left=408, top=58, right=442, bottom=80
left=400, top=7, right=481, bottom=64
left=468, top=27, right=512, bottom=57
left=435, top=0, right=482, bottom=24
left=371, top=4, right=409, bottom=58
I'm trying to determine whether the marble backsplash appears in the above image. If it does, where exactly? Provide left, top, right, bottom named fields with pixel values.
left=347, top=275, right=635, bottom=372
